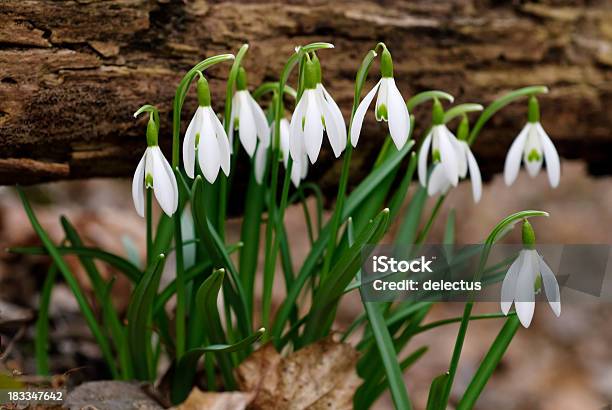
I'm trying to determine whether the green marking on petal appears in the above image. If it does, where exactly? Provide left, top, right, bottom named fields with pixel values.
left=233, top=118, right=239, bottom=130
left=321, top=115, right=326, bottom=128
left=432, top=149, right=441, bottom=163
left=195, top=132, right=200, bottom=146
left=301, top=116, right=306, bottom=131
left=527, top=149, right=541, bottom=162
left=534, top=273, right=543, bottom=294
left=145, top=173, right=153, bottom=188
left=376, top=104, right=388, bottom=121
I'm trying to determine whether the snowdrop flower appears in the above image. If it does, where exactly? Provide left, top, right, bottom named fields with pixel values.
left=427, top=115, right=482, bottom=202
left=182, top=74, right=231, bottom=183
left=256, top=117, right=307, bottom=187
left=504, top=96, right=560, bottom=187
left=230, top=68, right=270, bottom=157
left=132, top=114, right=178, bottom=217
left=501, top=220, right=561, bottom=328
left=350, top=46, right=410, bottom=150
left=289, top=54, right=346, bottom=164
left=418, top=99, right=459, bottom=190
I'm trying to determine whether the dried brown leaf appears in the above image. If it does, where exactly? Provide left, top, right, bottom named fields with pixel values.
left=236, top=338, right=360, bottom=410
left=173, top=388, right=254, bottom=410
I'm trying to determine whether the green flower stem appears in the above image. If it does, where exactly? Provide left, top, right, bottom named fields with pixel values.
left=320, top=47, right=378, bottom=283
left=170, top=54, right=234, bottom=359
left=440, top=210, right=548, bottom=407
left=261, top=42, right=333, bottom=333
left=36, top=263, right=58, bottom=375
left=415, top=195, right=445, bottom=245
left=219, top=44, right=250, bottom=239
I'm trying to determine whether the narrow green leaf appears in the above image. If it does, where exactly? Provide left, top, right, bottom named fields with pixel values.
left=407, top=90, right=454, bottom=111
left=457, top=316, right=520, bottom=409
left=18, top=188, right=118, bottom=378
left=35, top=263, right=57, bottom=376
left=170, top=327, right=265, bottom=404
left=426, top=373, right=450, bottom=410
left=126, top=254, right=166, bottom=381
left=395, top=186, right=427, bottom=245
left=443, top=103, right=483, bottom=124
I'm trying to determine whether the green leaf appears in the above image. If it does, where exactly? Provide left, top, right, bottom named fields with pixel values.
left=17, top=188, right=118, bottom=378
left=443, top=103, right=483, bottom=124
left=444, top=209, right=456, bottom=245
left=8, top=245, right=142, bottom=283
left=407, top=90, right=454, bottom=111
left=426, top=373, right=450, bottom=410
left=457, top=316, right=520, bottom=409
left=272, top=142, right=412, bottom=343
left=192, top=176, right=251, bottom=337
left=301, top=209, right=390, bottom=344
left=395, top=186, right=427, bottom=245
left=170, top=327, right=265, bottom=404
left=35, top=263, right=57, bottom=376
left=126, top=254, right=166, bottom=381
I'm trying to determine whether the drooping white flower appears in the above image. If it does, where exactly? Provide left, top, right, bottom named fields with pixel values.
left=418, top=119, right=459, bottom=190
left=289, top=54, right=346, bottom=164
left=230, top=68, right=270, bottom=157
left=501, top=249, right=561, bottom=327
left=256, top=117, right=307, bottom=187
left=132, top=117, right=178, bottom=217
left=504, top=96, right=560, bottom=188
left=500, top=220, right=561, bottom=328
left=350, top=47, right=410, bottom=149
left=427, top=117, right=482, bottom=203
left=182, top=75, right=231, bottom=183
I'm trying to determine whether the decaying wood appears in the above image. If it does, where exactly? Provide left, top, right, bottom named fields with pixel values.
left=0, top=1, right=611, bottom=194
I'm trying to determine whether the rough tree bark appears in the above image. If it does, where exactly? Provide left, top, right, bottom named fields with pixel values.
left=1, top=1, right=611, bottom=195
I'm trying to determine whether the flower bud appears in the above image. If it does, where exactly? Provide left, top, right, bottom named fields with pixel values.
left=236, top=67, right=248, bottom=91
left=527, top=95, right=540, bottom=123
left=146, top=114, right=158, bottom=147
left=380, top=48, right=393, bottom=78
left=522, top=219, right=536, bottom=248
left=432, top=98, right=444, bottom=125
left=197, top=75, right=211, bottom=107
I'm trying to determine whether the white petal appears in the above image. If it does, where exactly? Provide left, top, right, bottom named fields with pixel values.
left=320, top=85, right=347, bottom=151
left=538, top=254, right=561, bottom=317
left=350, top=80, right=381, bottom=147
left=183, top=107, right=201, bottom=179
left=316, top=87, right=342, bottom=157
left=279, top=117, right=291, bottom=167
left=386, top=78, right=410, bottom=150
left=131, top=152, right=146, bottom=217
left=427, top=164, right=451, bottom=196
left=418, top=132, right=433, bottom=187
left=523, top=125, right=543, bottom=177
left=238, top=91, right=257, bottom=157
left=248, top=93, right=271, bottom=146
left=437, top=126, right=459, bottom=186
left=375, top=79, right=388, bottom=122
left=151, top=147, right=178, bottom=216
left=291, top=159, right=302, bottom=187
left=500, top=251, right=524, bottom=315
left=515, top=250, right=537, bottom=328
left=504, top=123, right=530, bottom=186
left=536, top=122, right=560, bottom=188
left=303, top=91, right=323, bottom=163
left=229, top=94, right=239, bottom=151
left=289, top=96, right=307, bottom=162
left=465, top=144, right=482, bottom=203
left=300, top=155, right=308, bottom=179
left=210, top=109, right=231, bottom=176
left=254, top=142, right=267, bottom=184
left=454, top=139, right=468, bottom=179
left=197, top=110, right=221, bottom=183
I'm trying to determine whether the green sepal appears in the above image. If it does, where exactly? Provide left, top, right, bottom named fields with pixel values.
left=236, top=67, right=248, bottom=91
left=312, top=52, right=322, bottom=84
left=146, top=115, right=158, bottom=147
left=303, top=57, right=318, bottom=90
left=432, top=98, right=444, bottom=125
left=457, top=114, right=469, bottom=141
left=527, top=95, right=540, bottom=123
left=380, top=47, right=393, bottom=78
left=197, top=75, right=211, bottom=107
left=521, top=219, right=536, bottom=248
